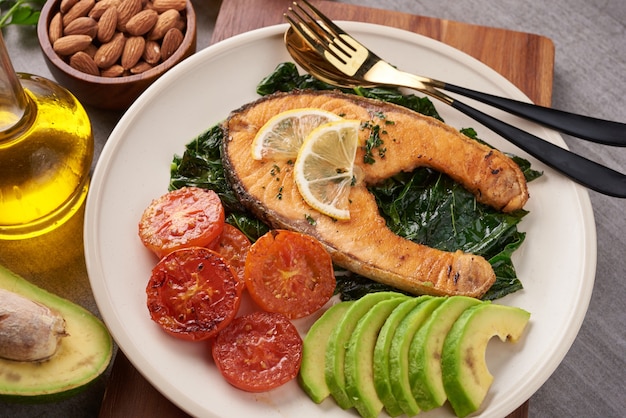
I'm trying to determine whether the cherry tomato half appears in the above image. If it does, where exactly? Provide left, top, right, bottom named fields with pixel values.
left=146, top=247, right=242, bottom=341
left=212, top=311, right=303, bottom=392
left=244, top=229, right=336, bottom=319
left=139, top=186, right=225, bottom=259
left=209, top=223, right=251, bottom=285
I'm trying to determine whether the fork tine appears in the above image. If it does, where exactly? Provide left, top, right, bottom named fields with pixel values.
left=285, top=3, right=351, bottom=65
left=285, top=1, right=372, bottom=76
left=296, top=0, right=359, bottom=54
left=298, top=0, right=350, bottom=44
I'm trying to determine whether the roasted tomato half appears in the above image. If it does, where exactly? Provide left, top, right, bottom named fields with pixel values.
left=146, top=247, right=242, bottom=341
left=212, top=311, right=303, bottom=392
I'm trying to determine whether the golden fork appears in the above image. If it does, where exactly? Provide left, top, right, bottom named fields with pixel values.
left=284, top=0, right=626, bottom=197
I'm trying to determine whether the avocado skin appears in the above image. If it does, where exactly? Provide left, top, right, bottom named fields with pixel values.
left=408, top=296, right=482, bottom=411
left=372, top=296, right=430, bottom=417
left=344, top=296, right=408, bottom=418
left=441, top=302, right=530, bottom=417
left=299, top=301, right=354, bottom=403
left=325, top=291, right=405, bottom=409
left=389, top=297, right=445, bottom=416
left=0, top=264, right=113, bottom=402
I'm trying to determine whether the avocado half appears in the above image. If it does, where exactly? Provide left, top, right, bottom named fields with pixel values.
left=0, top=264, right=113, bottom=402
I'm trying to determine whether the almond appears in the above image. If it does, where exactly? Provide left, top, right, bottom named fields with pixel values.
left=88, top=0, right=120, bottom=18
left=48, top=12, right=64, bottom=44
left=147, top=8, right=179, bottom=40
left=94, top=32, right=126, bottom=68
left=142, top=39, right=160, bottom=65
left=125, top=9, right=158, bottom=36
left=130, top=61, right=153, bottom=74
left=69, top=51, right=100, bottom=76
left=62, top=0, right=96, bottom=27
left=116, top=0, right=142, bottom=31
left=160, top=27, right=183, bottom=61
left=121, top=36, right=145, bottom=69
left=64, top=16, right=98, bottom=38
left=53, top=34, right=93, bottom=56
left=60, top=0, right=79, bottom=13
left=151, top=0, right=186, bottom=12
left=100, top=64, right=125, bottom=77
left=97, top=7, right=118, bottom=43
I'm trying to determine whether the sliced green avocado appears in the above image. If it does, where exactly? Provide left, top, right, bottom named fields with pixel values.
left=344, top=296, right=408, bottom=418
left=389, top=296, right=445, bottom=416
left=0, top=264, right=113, bottom=402
left=299, top=300, right=354, bottom=403
left=442, top=302, right=530, bottom=417
left=325, top=291, right=405, bottom=409
left=373, top=296, right=429, bottom=417
left=408, top=296, right=481, bottom=411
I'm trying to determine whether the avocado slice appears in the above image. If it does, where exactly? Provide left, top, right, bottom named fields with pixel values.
left=373, top=296, right=429, bottom=417
left=299, top=300, right=354, bottom=403
left=0, top=264, right=113, bottom=401
left=325, top=291, right=404, bottom=409
left=389, top=296, right=445, bottom=416
left=442, top=302, right=530, bottom=417
left=408, top=296, right=481, bottom=411
left=344, top=296, right=408, bottom=418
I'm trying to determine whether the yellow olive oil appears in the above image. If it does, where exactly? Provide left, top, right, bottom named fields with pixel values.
left=0, top=74, right=93, bottom=239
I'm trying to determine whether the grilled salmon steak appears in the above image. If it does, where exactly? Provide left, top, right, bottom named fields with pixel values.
left=222, top=91, right=529, bottom=298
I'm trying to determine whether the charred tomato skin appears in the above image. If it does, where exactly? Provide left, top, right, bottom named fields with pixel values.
left=146, top=247, right=242, bottom=341
left=212, top=311, right=303, bottom=392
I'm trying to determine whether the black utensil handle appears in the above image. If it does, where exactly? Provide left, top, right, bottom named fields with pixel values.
left=444, top=83, right=626, bottom=146
left=451, top=100, right=626, bottom=198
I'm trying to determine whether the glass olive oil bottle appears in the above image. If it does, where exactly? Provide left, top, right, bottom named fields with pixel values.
left=0, top=33, right=93, bottom=239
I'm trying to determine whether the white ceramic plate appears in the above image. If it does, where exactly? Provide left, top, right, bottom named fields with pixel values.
left=85, top=23, right=596, bottom=418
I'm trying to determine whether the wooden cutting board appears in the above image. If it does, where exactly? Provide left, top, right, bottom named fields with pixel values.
left=99, top=0, right=554, bottom=416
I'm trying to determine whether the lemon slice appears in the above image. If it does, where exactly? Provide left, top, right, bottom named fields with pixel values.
left=251, top=108, right=342, bottom=160
left=294, top=120, right=360, bottom=220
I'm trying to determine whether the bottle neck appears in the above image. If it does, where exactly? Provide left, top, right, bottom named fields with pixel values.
left=0, top=31, right=29, bottom=133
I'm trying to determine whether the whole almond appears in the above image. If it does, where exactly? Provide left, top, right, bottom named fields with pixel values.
left=121, top=36, right=145, bottom=69
left=100, top=64, right=125, bottom=77
left=69, top=51, right=100, bottom=76
left=160, top=27, right=183, bottom=61
left=62, top=0, right=96, bottom=26
left=147, top=9, right=179, bottom=40
left=48, top=12, right=64, bottom=44
left=88, top=0, right=120, bottom=18
left=64, top=16, right=98, bottom=38
left=94, top=32, right=126, bottom=68
left=97, top=7, right=118, bottom=43
left=151, top=0, right=186, bottom=12
left=130, top=61, right=153, bottom=74
left=142, top=40, right=160, bottom=65
left=116, top=0, right=142, bottom=31
left=53, top=34, right=93, bottom=56
left=60, top=0, right=79, bottom=13
left=125, top=9, right=158, bottom=36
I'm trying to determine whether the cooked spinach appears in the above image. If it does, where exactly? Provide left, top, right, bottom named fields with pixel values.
left=170, top=62, right=540, bottom=301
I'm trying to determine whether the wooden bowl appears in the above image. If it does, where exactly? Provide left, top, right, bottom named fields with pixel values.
left=37, top=0, right=197, bottom=111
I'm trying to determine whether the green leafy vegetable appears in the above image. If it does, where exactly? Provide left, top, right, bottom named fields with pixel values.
left=0, top=0, right=44, bottom=28
left=170, top=62, right=541, bottom=301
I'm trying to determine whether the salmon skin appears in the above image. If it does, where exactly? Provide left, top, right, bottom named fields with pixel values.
left=222, top=90, right=529, bottom=298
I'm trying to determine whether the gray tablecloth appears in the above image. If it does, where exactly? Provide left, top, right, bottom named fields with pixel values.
left=1, top=0, right=624, bottom=416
